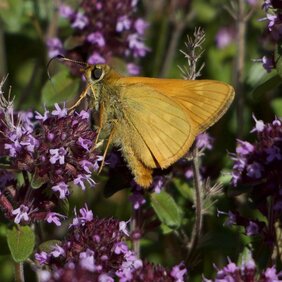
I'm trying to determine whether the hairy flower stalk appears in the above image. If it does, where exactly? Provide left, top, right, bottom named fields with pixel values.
left=0, top=80, right=100, bottom=225
left=258, top=0, right=282, bottom=71
left=204, top=257, right=282, bottom=281
left=47, top=0, right=149, bottom=75
left=35, top=205, right=187, bottom=282
left=230, top=116, right=282, bottom=252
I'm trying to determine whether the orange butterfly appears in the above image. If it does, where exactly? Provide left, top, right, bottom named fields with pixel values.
left=64, top=60, right=234, bottom=187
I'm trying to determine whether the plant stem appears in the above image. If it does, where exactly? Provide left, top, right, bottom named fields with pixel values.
left=160, top=20, right=186, bottom=77
left=186, top=148, right=203, bottom=260
left=235, top=0, right=246, bottom=138
left=131, top=208, right=140, bottom=258
left=0, top=25, right=7, bottom=79
left=15, top=262, right=24, bottom=282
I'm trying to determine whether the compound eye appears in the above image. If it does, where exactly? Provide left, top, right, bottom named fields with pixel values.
left=91, top=67, right=103, bottom=80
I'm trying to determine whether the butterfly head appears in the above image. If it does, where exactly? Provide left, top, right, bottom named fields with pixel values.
left=84, top=64, right=121, bottom=86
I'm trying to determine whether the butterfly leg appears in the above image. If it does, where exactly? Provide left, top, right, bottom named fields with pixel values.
left=68, top=84, right=91, bottom=111
left=97, top=125, right=116, bottom=174
left=94, top=102, right=105, bottom=146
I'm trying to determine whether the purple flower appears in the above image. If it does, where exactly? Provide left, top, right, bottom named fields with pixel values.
left=262, top=0, right=272, bottom=11
left=80, top=159, right=98, bottom=174
left=49, top=147, right=67, bottom=165
left=196, top=132, right=214, bottom=150
left=51, top=103, right=68, bottom=118
left=116, top=251, right=143, bottom=281
left=48, top=0, right=149, bottom=76
left=71, top=12, right=88, bottom=29
left=35, top=251, right=49, bottom=265
left=45, top=212, right=66, bottom=226
left=127, top=34, right=149, bottom=57
left=35, top=110, right=49, bottom=121
left=152, top=176, right=164, bottom=193
left=134, top=18, right=148, bottom=35
left=87, top=32, right=106, bottom=47
left=261, top=55, right=275, bottom=72
left=77, top=137, right=92, bottom=151
left=129, top=191, right=146, bottom=210
left=12, top=204, right=30, bottom=224
left=98, top=274, right=114, bottom=282
left=0, top=95, right=100, bottom=225
left=59, top=4, right=74, bottom=18
left=170, top=262, right=187, bottom=282
left=119, top=220, right=130, bottom=237
left=217, top=210, right=237, bottom=226
left=79, top=249, right=96, bottom=272
left=51, top=244, right=65, bottom=258
left=116, top=15, right=131, bottom=32
left=20, top=135, right=39, bottom=152
left=185, top=168, right=193, bottom=179
left=79, top=204, right=94, bottom=223
left=267, top=13, right=277, bottom=30
left=251, top=114, right=265, bottom=133
left=246, top=0, right=257, bottom=6
left=52, top=182, right=69, bottom=199
left=46, top=38, right=64, bottom=58
left=74, top=174, right=96, bottom=190
left=88, top=52, right=106, bottom=64
left=127, top=63, right=140, bottom=75
left=265, top=146, right=282, bottom=163
left=79, top=110, right=90, bottom=119
left=215, top=27, right=235, bottom=48
left=70, top=204, right=94, bottom=227
left=246, top=221, right=259, bottom=236
left=262, top=266, right=280, bottom=280
left=246, top=162, right=263, bottom=179
left=114, top=242, right=129, bottom=255
left=206, top=257, right=281, bottom=281
left=236, top=140, right=254, bottom=155
left=4, top=140, right=21, bottom=157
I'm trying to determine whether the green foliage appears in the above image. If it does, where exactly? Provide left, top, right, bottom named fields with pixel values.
left=151, top=191, right=182, bottom=229
left=41, top=67, right=80, bottom=106
left=1, top=0, right=281, bottom=281
left=6, top=226, right=35, bottom=262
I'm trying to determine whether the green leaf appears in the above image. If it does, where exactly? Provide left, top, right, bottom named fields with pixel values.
left=0, top=0, right=24, bottom=32
left=39, top=240, right=61, bottom=253
left=172, top=178, right=193, bottom=201
left=271, top=98, right=282, bottom=116
left=30, top=172, right=48, bottom=189
left=151, top=191, right=181, bottom=229
left=252, top=74, right=281, bottom=99
left=160, top=223, right=174, bottom=234
left=6, top=226, right=35, bottom=262
left=192, top=2, right=216, bottom=22
left=58, top=198, right=69, bottom=216
left=275, top=44, right=282, bottom=78
left=41, top=68, right=80, bottom=106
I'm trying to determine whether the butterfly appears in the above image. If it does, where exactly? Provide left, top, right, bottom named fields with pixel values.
left=58, top=57, right=234, bottom=188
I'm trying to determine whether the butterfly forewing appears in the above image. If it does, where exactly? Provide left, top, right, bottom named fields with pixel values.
left=120, top=84, right=195, bottom=169
left=119, top=77, right=234, bottom=134
left=117, top=77, right=234, bottom=169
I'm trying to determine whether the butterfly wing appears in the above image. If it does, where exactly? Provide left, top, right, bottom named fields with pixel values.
left=119, top=77, right=235, bottom=134
left=119, top=84, right=196, bottom=169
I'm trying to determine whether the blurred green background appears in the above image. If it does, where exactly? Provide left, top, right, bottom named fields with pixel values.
left=0, top=0, right=281, bottom=281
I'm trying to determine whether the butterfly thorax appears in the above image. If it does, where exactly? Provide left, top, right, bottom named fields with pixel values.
left=89, top=75, right=126, bottom=139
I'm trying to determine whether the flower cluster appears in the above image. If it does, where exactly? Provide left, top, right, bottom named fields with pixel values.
left=35, top=205, right=187, bottom=282
left=0, top=85, right=100, bottom=225
left=230, top=116, right=282, bottom=240
left=47, top=0, right=149, bottom=75
left=259, top=0, right=282, bottom=72
left=204, top=257, right=282, bottom=281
